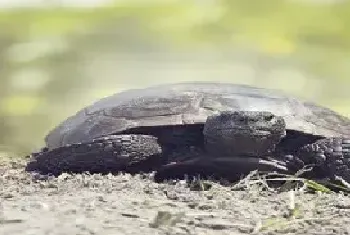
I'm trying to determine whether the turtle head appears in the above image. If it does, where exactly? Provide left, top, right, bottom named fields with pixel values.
left=203, top=111, right=286, bottom=157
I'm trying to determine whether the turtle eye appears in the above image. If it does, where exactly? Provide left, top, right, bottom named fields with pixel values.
left=264, top=114, right=274, bottom=121
left=239, top=116, right=246, bottom=122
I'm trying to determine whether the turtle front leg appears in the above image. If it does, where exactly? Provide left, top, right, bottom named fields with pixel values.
left=295, top=137, right=350, bottom=183
left=25, top=134, right=163, bottom=176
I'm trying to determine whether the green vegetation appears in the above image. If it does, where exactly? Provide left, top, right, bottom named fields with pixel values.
left=1, top=0, right=350, bottom=156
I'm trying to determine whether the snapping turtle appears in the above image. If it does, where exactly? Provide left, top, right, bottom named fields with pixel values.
left=26, top=82, right=350, bottom=183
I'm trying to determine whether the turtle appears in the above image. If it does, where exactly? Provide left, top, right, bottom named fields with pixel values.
left=25, top=82, right=350, bottom=183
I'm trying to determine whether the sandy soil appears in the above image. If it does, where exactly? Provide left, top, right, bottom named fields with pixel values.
left=1, top=158, right=350, bottom=235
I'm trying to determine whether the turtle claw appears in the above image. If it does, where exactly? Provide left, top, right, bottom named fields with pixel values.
left=297, top=137, right=350, bottom=183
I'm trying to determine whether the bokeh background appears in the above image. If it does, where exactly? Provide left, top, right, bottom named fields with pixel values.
left=1, top=0, right=350, bottom=157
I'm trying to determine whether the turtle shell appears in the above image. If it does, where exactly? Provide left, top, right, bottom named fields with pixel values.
left=45, top=82, right=350, bottom=149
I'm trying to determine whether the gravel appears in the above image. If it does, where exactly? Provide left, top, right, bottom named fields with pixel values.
left=1, top=158, right=350, bottom=235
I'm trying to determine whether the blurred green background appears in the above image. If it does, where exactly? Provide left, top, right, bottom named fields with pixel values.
left=1, top=0, right=350, bottom=157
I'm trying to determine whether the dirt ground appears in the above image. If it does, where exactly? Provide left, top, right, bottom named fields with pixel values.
left=1, top=158, right=350, bottom=235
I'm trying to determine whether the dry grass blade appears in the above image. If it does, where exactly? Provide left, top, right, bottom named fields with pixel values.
left=259, top=216, right=335, bottom=233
